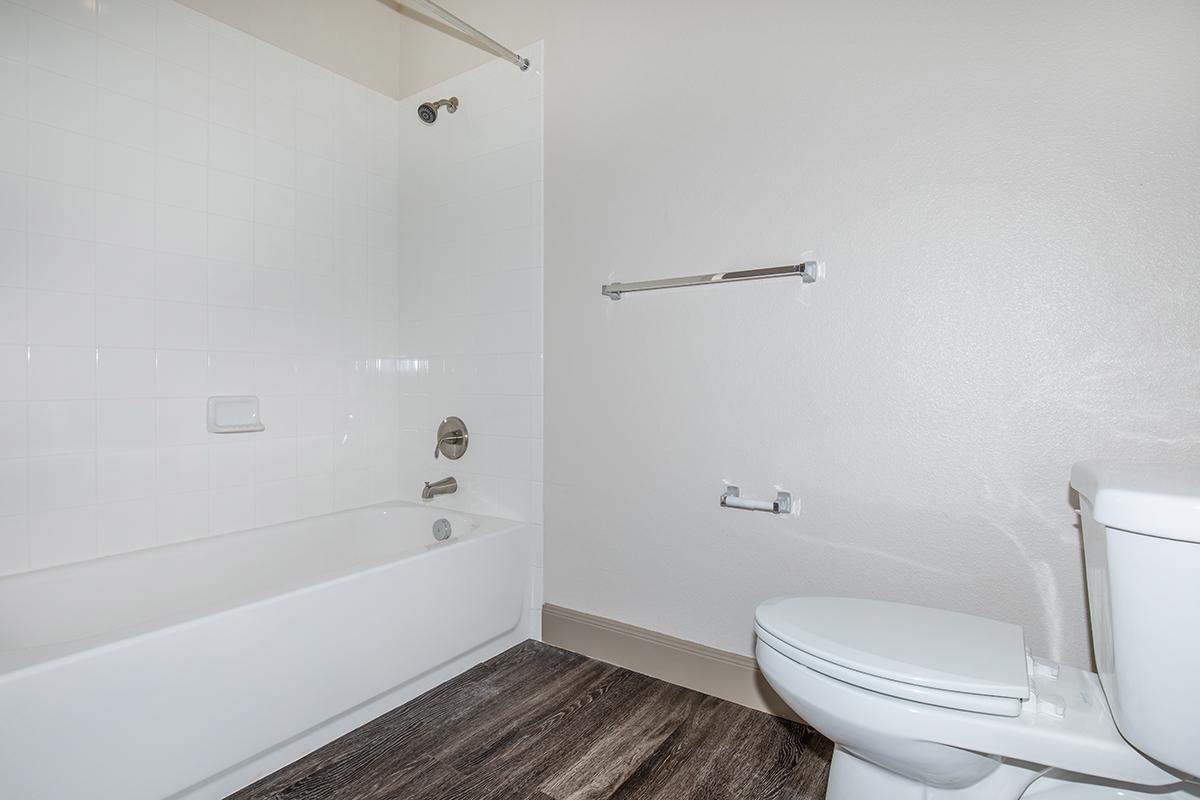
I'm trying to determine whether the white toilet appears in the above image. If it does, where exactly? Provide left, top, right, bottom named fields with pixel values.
left=755, top=461, right=1200, bottom=799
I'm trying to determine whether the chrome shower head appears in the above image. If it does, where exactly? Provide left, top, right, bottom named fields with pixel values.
left=418, top=96, right=459, bottom=124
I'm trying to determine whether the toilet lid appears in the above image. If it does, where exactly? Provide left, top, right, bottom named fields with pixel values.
left=755, top=597, right=1029, bottom=700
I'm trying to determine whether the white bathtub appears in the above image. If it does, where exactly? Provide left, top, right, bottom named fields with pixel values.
left=0, top=501, right=537, bottom=800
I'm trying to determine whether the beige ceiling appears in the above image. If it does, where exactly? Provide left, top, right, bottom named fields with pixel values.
left=178, top=0, right=546, bottom=99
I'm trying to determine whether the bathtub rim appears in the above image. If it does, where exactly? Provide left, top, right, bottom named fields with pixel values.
left=0, top=500, right=529, bottom=682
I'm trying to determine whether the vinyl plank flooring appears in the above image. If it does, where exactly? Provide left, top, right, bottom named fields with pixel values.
left=226, top=640, right=831, bottom=800
left=432, top=658, right=620, bottom=772
left=602, top=693, right=750, bottom=800
left=436, top=666, right=657, bottom=800
left=537, top=681, right=700, bottom=800
left=455, top=673, right=684, bottom=800
left=241, top=644, right=591, bottom=800
left=686, top=707, right=829, bottom=800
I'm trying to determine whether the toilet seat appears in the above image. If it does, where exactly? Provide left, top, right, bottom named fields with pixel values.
left=755, top=624, right=1024, bottom=716
left=755, top=597, right=1030, bottom=716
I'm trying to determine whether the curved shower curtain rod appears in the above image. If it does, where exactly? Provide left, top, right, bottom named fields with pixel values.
left=401, top=0, right=531, bottom=72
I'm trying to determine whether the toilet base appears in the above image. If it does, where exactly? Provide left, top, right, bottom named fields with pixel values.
left=827, top=746, right=925, bottom=800
left=826, top=746, right=1200, bottom=800
left=1023, top=775, right=1200, bottom=799
left=827, top=746, right=1043, bottom=800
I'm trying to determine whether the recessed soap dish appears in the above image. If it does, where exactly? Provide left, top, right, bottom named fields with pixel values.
left=207, top=396, right=266, bottom=434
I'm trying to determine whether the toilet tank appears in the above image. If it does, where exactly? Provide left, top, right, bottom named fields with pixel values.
left=1071, top=461, right=1200, bottom=778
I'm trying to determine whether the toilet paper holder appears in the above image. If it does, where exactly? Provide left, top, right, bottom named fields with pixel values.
left=720, top=485, right=793, bottom=514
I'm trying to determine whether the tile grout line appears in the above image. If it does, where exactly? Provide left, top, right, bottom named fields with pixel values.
left=151, top=0, right=163, bottom=547
left=90, top=0, right=99, bottom=560
left=21, top=0, right=29, bottom=570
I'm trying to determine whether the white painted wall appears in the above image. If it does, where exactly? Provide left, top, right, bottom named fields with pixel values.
left=0, top=0, right=403, bottom=574
left=394, top=43, right=544, bottom=627
left=543, top=0, right=1200, bottom=667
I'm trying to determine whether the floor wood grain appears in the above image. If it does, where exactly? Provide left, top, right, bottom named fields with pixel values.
left=225, top=640, right=832, bottom=800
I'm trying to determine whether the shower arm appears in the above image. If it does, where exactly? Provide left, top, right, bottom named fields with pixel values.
left=402, top=0, right=530, bottom=71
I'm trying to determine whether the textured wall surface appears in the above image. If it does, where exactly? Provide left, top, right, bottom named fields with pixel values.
left=543, top=0, right=1200, bottom=666
left=0, top=0, right=403, bottom=574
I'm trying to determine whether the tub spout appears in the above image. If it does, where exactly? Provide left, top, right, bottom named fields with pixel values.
left=422, top=477, right=457, bottom=500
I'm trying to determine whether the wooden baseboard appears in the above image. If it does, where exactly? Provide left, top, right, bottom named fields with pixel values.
left=541, top=604, right=798, bottom=721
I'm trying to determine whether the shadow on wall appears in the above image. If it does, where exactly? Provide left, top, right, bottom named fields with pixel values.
left=770, top=488, right=1076, bottom=657
left=544, top=474, right=1088, bottom=666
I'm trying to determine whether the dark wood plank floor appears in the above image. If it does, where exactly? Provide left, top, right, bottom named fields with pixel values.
left=225, top=640, right=832, bottom=800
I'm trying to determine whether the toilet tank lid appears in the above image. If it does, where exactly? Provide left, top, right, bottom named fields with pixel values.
left=755, top=597, right=1030, bottom=699
left=1071, top=461, right=1200, bottom=544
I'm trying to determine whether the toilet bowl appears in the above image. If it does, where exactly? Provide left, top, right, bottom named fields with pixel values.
left=756, top=598, right=1180, bottom=799
left=755, top=461, right=1200, bottom=800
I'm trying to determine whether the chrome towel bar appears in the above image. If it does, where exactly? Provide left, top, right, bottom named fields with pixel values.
left=601, top=261, right=817, bottom=300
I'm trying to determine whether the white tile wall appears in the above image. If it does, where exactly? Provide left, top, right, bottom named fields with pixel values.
left=0, top=0, right=403, bottom=574
left=395, top=44, right=544, bottom=550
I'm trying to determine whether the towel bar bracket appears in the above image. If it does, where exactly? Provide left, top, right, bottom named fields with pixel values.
left=720, top=485, right=793, bottom=515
